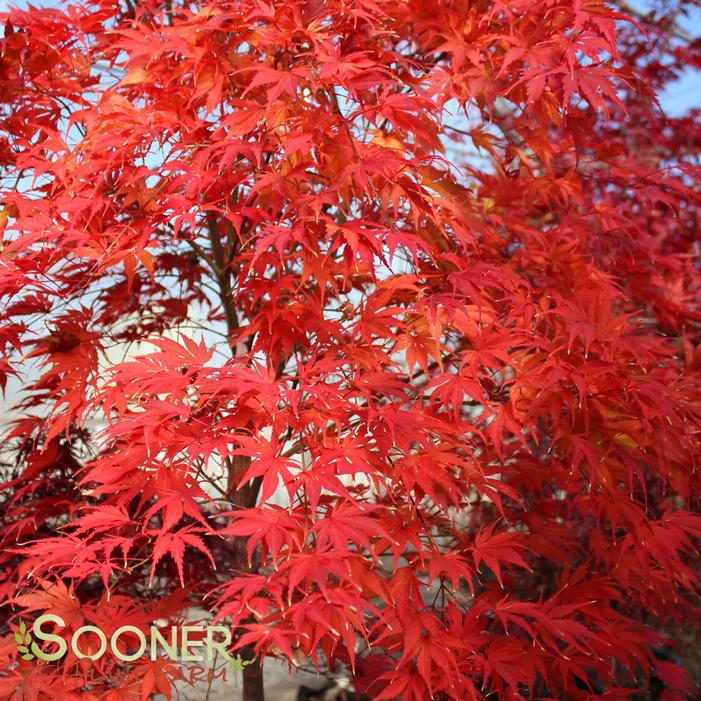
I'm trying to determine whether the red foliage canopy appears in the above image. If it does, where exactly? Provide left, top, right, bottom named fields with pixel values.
left=1, top=0, right=700, bottom=699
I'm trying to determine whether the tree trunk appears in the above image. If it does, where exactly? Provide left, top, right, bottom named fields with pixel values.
left=228, top=453, right=265, bottom=701
left=213, top=220, right=267, bottom=699
left=241, top=649, right=265, bottom=701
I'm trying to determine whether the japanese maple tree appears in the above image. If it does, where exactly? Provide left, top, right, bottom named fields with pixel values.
left=1, top=0, right=701, bottom=699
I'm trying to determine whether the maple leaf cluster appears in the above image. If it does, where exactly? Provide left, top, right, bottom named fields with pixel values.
left=0, top=0, right=700, bottom=700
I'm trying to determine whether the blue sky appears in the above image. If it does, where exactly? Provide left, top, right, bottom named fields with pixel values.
left=660, top=66, right=701, bottom=116
left=656, top=4, right=701, bottom=115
